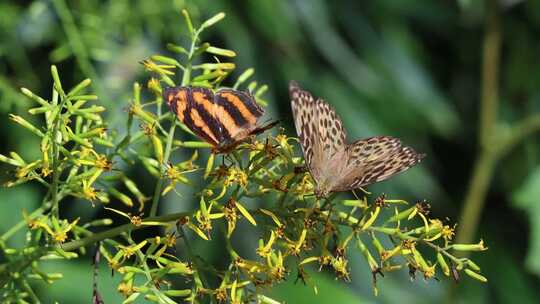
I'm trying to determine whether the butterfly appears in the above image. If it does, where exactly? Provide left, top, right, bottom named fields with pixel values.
left=289, top=81, right=425, bottom=198
left=164, top=86, right=277, bottom=153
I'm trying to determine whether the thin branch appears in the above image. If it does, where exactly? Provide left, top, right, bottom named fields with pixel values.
left=498, top=114, right=540, bottom=157
left=479, top=0, right=501, bottom=149
left=455, top=0, right=501, bottom=246
left=149, top=122, right=176, bottom=217
left=62, top=211, right=189, bottom=251
left=148, top=26, right=199, bottom=217
left=51, top=0, right=105, bottom=99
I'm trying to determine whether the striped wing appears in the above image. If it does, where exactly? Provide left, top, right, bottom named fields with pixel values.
left=214, top=89, right=264, bottom=144
left=333, top=136, right=424, bottom=191
left=289, top=81, right=347, bottom=184
left=163, top=86, right=221, bottom=146
left=164, top=86, right=267, bottom=151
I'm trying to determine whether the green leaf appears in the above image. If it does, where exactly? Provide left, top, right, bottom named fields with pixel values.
left=512, top=166, right=540, bottom=275
left=236, top=201, right=256, bottom=226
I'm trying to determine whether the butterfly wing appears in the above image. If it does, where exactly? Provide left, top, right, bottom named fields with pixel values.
left=289, top=81, right=347, bottom=184
left=332, top=136, right=424, bottom=191
left=163, top=86, right=221, bottom=147
left=214, top=89, right=264, bottom=145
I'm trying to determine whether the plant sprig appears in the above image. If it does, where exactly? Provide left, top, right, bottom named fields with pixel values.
left=0, top=9, right=487, bottom=304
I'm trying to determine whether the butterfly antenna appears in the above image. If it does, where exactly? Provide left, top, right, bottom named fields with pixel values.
left=357, top=187, right=371, bottom=195
left=351, top=189, right=362, bottom=201
left=252, top=120, right=280, bottom=136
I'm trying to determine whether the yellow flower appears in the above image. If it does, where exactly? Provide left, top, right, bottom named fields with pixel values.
left=130, top=214, right=143, bottom=226
left=41, top=166, right=52, bottom=177
left=95, top=154, right=113, bottom=171
left=117, top=282, right=134, bottom=297
left=224, top=201, right=238, bottom=237
left=423, top=264, right=436, bottom=280
left=224, top=168, right=248, bottom=188
left=48, top=218, right=80, bottom=243
left=214, top=288, right=227, bottom=302
left=82, top=180, right=98, bottom=201
left=147, top=77, right=162, bottom=94
left=118, top=241, right=147, bottom=260
left=331, top=256, right=351, bottom=281
left=442, top=224, right=456, bottom=245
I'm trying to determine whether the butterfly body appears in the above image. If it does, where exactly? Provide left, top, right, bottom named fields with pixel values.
left=164, top=86, right=275, bottom=153
left=289, top=81, right=424, bottom=198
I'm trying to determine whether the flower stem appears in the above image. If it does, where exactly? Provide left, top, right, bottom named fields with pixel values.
left=149, top=122, right=176, bottom=217
left=51, top=0, right=105, bottom=98
left=62, top=211, right=190, bottom=251
left=148, top=26, right=199, bottom=217
left=456, top=0, right=540, bottom=251
left=50, top=88, right=69, bottom=217
left=179, top=226, right=216, bottom=304
left=1, top=206, right=46, bottom=241
left=455, top=0, right=501, bottom=248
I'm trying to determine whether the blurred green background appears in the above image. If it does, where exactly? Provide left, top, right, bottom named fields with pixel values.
left=1, top=0, right=540, bottom=303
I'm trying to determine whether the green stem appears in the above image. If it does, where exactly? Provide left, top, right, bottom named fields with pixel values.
left=62, top=211, right=189, bottom=251
left=498, top=114, right=540, bottom=156
left=456, top=115, right=540, bottom=245
left=1, top=207, right=45, bottom=241
left=50, top=92, right=70, bottom=217
left=478, top=0, right=501, bottom=149
left=148, top=27, right=199, bottom=217
left=51, top=0, right=105, bottom=99
left=0, top=246, right=49, bottom=286
left=19, top=277, right=41, bottom=304
left=127, top=235, right=168, bottom=302
left=455, top=0, right=540, bottom=249
left=0, top=212, right=189, bottom=282
left=455, top=0, right=501, bottom=247
left=455, top=153, right=497, bottom=246
left=180, top=226, right=216, bottom=304
left=181, top=31, right=199, bottom=86
left=149, top=122, right=176, bottom=217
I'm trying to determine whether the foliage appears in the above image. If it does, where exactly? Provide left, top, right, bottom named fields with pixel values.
left=0, top=9, right=488, bottom=304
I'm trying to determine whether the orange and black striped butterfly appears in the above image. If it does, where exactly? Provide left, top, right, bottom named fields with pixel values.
left=164, top=86, right=277, bottom=153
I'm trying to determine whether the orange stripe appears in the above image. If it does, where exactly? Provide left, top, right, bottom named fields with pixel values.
left=220, top=92, right=257, bottom=124
left=192, top=91, right=216, bottom=117
left=172, top=90, right=188, bottom=121
left=190, top=108, right=218, bottom=143
left=215, top=104, right=242, bottom=138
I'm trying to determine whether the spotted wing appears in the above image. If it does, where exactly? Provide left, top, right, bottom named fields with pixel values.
left=289, top=81, right=347, bottom=183
left=333, top=136, right=424, bottom=191
left=163, top=86, right=221, bottom=147
left=214, top=89, right=264, bottom=144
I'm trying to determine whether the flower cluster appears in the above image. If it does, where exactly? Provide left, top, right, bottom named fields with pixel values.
left=0, top=9, right=487, bottom=304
